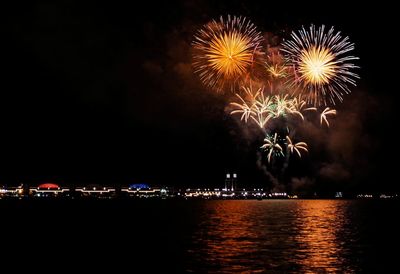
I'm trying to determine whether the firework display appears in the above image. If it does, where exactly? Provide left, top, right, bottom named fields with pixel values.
left=320, top=107, right=337, bottom=127
left=281, top=25, right=359, bottom=106
left=192, top=16, right=359, bottom=166
left=229, top=86, right=310, bottom=129
left=261, top=133, right=284, bottom=163
left=286, top=136, right=308, bottom=158
left=192, top=15, right=264, bottom=91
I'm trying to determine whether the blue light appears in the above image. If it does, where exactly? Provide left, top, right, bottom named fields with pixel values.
left=129, top=183, right=150, bottom=190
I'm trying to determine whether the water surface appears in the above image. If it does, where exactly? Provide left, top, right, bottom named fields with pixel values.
left=2, top=199, right=398, bottom=273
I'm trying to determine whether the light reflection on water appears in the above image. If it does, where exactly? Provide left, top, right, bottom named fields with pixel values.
left=185, top=200, right=361, bottom=273
left=2, top=199, right=398, bottom=272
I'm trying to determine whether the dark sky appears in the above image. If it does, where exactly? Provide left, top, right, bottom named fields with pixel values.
left=3, top=1, right=398, bottom=191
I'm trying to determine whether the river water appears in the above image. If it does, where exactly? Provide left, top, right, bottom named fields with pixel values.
left=2, top=199, right=398, bottom=273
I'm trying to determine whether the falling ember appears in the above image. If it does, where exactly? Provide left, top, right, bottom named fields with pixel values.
left=281, top=25, right=359, bottom=105
left=192, top=15, right=263, bottom=91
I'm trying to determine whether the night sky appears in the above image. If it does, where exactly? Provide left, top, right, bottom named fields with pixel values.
left=3, top=1, right=398, bottom=191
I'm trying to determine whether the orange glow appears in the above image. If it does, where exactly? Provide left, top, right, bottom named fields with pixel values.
left=295, top=200, right=346, bottom=271
left=186, top=200, right=353, bottom=272
left=207, top=32, right=253, bottom=78
left=299, top=46, right=337, bottom=86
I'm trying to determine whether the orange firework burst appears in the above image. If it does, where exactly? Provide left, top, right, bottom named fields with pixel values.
left=298, top=46, right=337, bottom=85
left=192, top=15, right=263, bottom=91
left=281, top=25, right=359, bottom=105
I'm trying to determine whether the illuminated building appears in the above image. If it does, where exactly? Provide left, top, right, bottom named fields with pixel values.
left=75, top=185, right=116, bottom=198
left=120, top=184, right=168, bottom=198
left=232, top=173, right=237, bottom=191
left=224, top=174, right=230, bottom=191
left=224, top=173, right=237, bottom=191
left=31, top=183, right=69, bottom=198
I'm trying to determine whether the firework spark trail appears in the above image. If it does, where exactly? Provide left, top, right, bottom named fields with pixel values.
left=281, top=25, right=359, bottom=105
left=265, top=52, right=288, bottom=80
left=272, top=94, right=292, bottom=118
left=261, top=133, right=284, bottom=163
left=230, top=93, right=254, bottom=123
left=192, top=15, right=264, bottom=91
left=251, top=87, right=273, bottom=128
left=286, top=136, right=309, bottom=157
left=320, top=107, right=337, bottom=127
left=289, top=95, right=318, bottom=120
left=229, top=86, right=271, bottom=129
left=266, top=63, right=287, bottom=79
left=193, top=18, right=360, bottom=167
left=230, top=86, right=313, bottom=128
